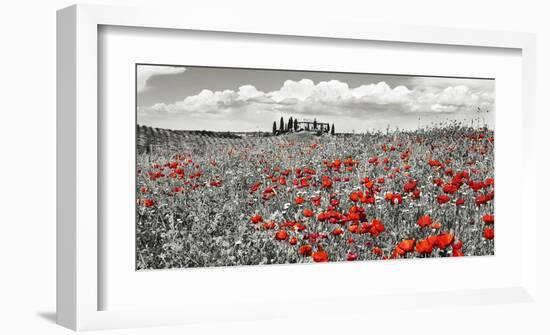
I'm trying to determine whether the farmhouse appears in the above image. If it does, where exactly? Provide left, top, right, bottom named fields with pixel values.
left=296, top=119, right=330, bottom=132
left=272, top=116, right=335, bottom=135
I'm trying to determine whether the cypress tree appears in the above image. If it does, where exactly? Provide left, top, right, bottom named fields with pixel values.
left=294, top=118, right=298, bottom=131
left=280, top=117, right=284, bottom=133
left=288, top=117, right=293, bottom=132
left=313, top=118, right=317, bottom=130
left=331, top=123, right=335, bottom=135
left=273, top=121, right=277, bottom=135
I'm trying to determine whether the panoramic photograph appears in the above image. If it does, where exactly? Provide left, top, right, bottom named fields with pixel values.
left=135, top=64, right=495, bottom=270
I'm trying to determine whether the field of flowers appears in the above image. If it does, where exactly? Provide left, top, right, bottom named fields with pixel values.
left=136, top=124, right=494, bottom=269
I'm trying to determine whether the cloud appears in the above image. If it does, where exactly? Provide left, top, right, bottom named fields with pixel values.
left=139, top=78, right=494, bottom=131
left=137, top=65, right=187, bottom=92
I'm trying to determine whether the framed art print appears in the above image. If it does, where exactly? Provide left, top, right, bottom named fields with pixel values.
left=56, top=4, right=537, bottom=331
left=135, top=64, right=495, bottom=270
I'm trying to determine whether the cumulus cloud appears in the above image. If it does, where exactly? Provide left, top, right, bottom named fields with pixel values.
left=137, top=65, right=187, bottom=92
left=139, top=78, right=494, bottom=131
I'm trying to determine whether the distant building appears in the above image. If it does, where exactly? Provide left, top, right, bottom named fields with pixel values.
left=272, top=117, right=334, bottom=135
left=296, top=119, right=330, bottom=133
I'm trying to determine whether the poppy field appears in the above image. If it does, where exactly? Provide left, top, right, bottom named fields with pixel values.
left=136, top=124, right=494, bottom=270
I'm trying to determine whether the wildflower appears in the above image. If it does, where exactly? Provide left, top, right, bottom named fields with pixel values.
left=484, top=228, right=494, bottom=240
left=275, top=230, right=289, bottom=241
left=434, top=233, right=454, bottom=249
left=250, top=214, right=263, bottom=224
left=437, top=194, right=451, bottom=204
left=482, top=214, right=494, bottom=224
left=312, top=249, right=329, bottom=262
left=415, top=239, right=433, bottom=254
left=294, top=196, right=305, bottom=205
left=303, top=208, right=314, bottom=217
left=417, top=215, right=432, bottom=228
left=298, top=245, right=313, bottom=256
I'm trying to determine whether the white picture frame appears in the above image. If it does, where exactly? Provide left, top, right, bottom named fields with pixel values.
left=56, top=3, right=537, bottom=331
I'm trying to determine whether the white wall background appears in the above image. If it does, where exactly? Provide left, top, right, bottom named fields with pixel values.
left=0, top=1, right=547, bottom=334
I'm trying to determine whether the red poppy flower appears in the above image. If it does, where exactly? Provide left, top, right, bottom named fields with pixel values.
left=148, top=171, right=165, bottom=181
left=442, top=183, right=459, bottom=194
left=298, top=178, right=310, bottom=188
left=368, top=156, right=379, bottom=165
left=321, top=176, right=333, bottom=188
left=427, top=235, right=439, bottom=247
left=140, top=186, right=148, bottom=193
left=475, top=194, right=492, bottom=205
left=348, top=224, right=359, bottom=234
left=303, top=208, right=314, bottom=217
left=143, top=199, right=154, bottom=208
left=349, top=191, right=362, bottom=202
left=344, top=157, right=356, bottom=167
left=397, top=239, right=415, bottom=253
left=294, top=197, right=305, bottom=205
left=172, top=186, right=184, bottom=193
left=274, top=230, right=289, bottom=241
left=250, top=214, right=263, bottom=224
left=361, top=194, right=376, bottom=204
left=433, top=178, right=444, bottom=186
left=298, top=244, right=313, bottom=256
left=293, top=222, right=306, bottom=231
left=385, top=192, right=403, bottom=205
left=311, top=195, right=322, bottom=207
left=262, top=187, right=277, bottom=200
left=415, top=239, right=433, bottom=254
left=452, top=249, right=464, bottom=257
left=370, top=219, right=385, bottom=236
left=431, top=222, right=442, bottom=229
left=250, top=181, right=262, bottom=193
left=262, top=221, right=276, bottom=230
left=437, top=194, right=451, bottom=204
left=452, top=240, right=463, bottom=250
left=346, top=252, right=358, bottom=261
left=455, top=198, right=465, bottom=206
left=484, top=227, right=494, bottom=240
left=304, top=167, right=316, bottom=175
left=469, top=181, right=485, bottom=192
left=289, top=237, right=298, bottom=245
left=428, top=159, right=443, bottom=168
left=482, top=214, right=494, bottom=224
left=372, top=246, right=383, bottom=256
left=417, top=215, right=432, bottom=228
left=435, top=233, right=454, bottom=249
left=403, top=180, right=417, bottom=193
left=312, top=250, right=329, bottom=262
left=331, top=227, right=344, bottom=236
